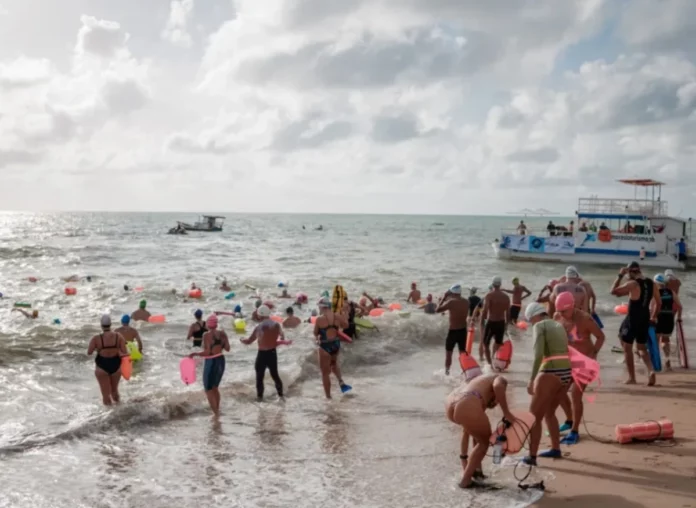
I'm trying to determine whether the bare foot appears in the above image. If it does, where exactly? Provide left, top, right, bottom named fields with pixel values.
left=665, top=361, right=672, bottom=371
left=647, top=372, right=656, bottom=386
left=624, top=378, right=637, bottom=385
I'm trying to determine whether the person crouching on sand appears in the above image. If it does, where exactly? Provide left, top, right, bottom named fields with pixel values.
left=445, top=373, right=516, bottom=489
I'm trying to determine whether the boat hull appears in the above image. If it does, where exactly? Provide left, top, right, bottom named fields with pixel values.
left=178, top=222, right=222, bottom=232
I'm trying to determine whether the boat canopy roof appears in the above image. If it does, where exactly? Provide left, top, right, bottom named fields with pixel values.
left=618, top=179, right=665, bottom=187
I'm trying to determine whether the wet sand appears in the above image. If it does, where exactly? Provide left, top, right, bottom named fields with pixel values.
left=533, top=370, right=696, bottom=508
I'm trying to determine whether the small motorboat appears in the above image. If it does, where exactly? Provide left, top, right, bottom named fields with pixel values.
left=168, top=226, right=188, bottom=235
left=178, top=215, right=225, bottom=232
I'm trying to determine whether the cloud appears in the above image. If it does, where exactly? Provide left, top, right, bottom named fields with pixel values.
left=75, top=15, right=128, bottom=59
left=0, top=56, right=52, bottom=89
left=0, top=148, right=43, bottom=168
left=162, top=0, right=195, bottom=48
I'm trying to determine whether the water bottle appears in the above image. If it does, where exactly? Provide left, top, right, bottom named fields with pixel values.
left=492, top=440, right=503, bottom=465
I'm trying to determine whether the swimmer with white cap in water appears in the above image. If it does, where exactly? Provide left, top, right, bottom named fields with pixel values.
left=435, top=284, right=470, bottom=375
left=665, top=269, right=681, bottom=295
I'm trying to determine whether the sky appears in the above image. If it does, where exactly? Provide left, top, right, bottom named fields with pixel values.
left=1, top=0, right=696, bottom=216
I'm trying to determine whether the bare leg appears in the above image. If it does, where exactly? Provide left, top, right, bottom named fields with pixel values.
left=318, top=350, right=332, bottom=399
left=528, top=373, right=563, bottom=458
left=636, top=344, right=655, bottom=386
left=205, top=389, right=218, bottom=415
left=660, top=337, right=671, bottom=370
left=622, top=340, right=637, bottom=384
left=95, top=368, right=113, bottom=406
left=569, top=383, right=584, bottom=433
left=109, top=371, right=122, bottom=403
left=445, top=350, right=453, bottom=374
left=451, top=400, right=491, bottom=488
left=483, top=339, right=492, bottom=366
left=546, top=387, right=569, bottom=449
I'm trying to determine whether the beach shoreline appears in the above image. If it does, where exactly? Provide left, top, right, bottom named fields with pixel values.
left=532, top=370, right=696, bottom=507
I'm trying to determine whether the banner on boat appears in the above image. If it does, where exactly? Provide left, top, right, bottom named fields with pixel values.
left=502, top=235, right=530, bottom=251
left=543, top=236, right=575, bottom=254
left=502, top=235, right=574, bottom=254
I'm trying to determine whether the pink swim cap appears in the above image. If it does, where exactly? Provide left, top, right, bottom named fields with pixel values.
left=206, top=314, right=218, bottom=329
left=555, top=291, right=575, bottom=312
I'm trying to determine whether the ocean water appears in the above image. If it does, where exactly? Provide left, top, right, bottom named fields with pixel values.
left=0, top=212, right=694, bottom=508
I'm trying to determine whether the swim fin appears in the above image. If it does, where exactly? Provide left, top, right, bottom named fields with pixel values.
left=340, top=383, right=352, bottom=394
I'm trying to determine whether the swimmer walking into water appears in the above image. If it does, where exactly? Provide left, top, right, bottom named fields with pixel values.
left=407, top=282, right=421, bottom=303
left=314, top=298, right=350, bottom=398
left=503, top=278, right=531, bottom=324
left=189, top=315, right=230, bottom=415
left=445, top=373, right=516, bottom=489
left=187, top=309, right=207, bottom=347
left=435, top=285, right=469, bottom=375
left=87, top=315, right=128, bottom=406
left=115, top=315, right=143, bottom=354
left=241, top=305, right=285, bottom=402
left=283, top=307, right=301, bottom=329
left=480, top=277, right=510, bottom=368
left=419, top=294, right=437, bottom=314
left=131, top=300, right=151, bottom=322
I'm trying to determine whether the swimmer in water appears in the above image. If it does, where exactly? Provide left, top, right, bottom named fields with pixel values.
left=553, top=292, right=604, bottom=446
left=536, top=279, right=558, bottom=304
left=343, top=297, right=360, bottom=339
left=307, top=309, right=318, bottom=323
left=123, top=284, right=130, bottom=292
left=278, top=288, right=292, bottom=299
left=502, top=278, right=531, bottom=324
left=87, top=315, right=128, bottom=406
left=62, top=275, right=80, bottom=282
left=131, top=300, right=151, bottom=322
left=294, top=293, right=308, bottom=308
left=115, top=315, right=142, bottom=355
left=189, top=315, right=230, bottom=415
left=419, top=294, right=437, bottom=314
left=283, top=306, right=301, bottom=329
left=12, top=308, right=39, bottom=319
left=445, top=373, right=515, bottom=489
left=362, top=292, right=384, bottom=310
left=251, top=299, right=264, bottom=322
left=521, top=302, right=572, bottom=464
left=314, top=297, right=350, bottom=398
left=241, top=305, right=285, bottom=402
left=407, top=282, right=421, bottom=303
left=436, top=285, right=470, bottom=375
left=187, top=309, right=207, bottom=347
left=219, top=279, right=231, bottom=291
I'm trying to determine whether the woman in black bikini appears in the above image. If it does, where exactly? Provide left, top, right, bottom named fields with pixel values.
left=87, top=315, right=128, bottom=406
left=313, top=298, right=350, bottom=398
left=187, top=309, right=207, bottom=347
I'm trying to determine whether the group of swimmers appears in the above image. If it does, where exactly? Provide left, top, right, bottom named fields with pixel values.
left=444, top=263, right=684, bottom=489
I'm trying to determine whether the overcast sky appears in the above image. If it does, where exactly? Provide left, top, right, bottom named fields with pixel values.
left=1, top=0, right=696, bottom=216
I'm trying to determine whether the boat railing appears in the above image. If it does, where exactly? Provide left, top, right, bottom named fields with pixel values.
left=577, top=198, right=668, bottom=217
left=499, top=229, right=572, bottom=238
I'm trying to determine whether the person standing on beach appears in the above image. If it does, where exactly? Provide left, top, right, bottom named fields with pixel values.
left=553, top=292, right=605, bottom=446
left=536, top=279, right=558, bottom=304
left=241, top=305, right=285, bottom=402
left=480, top=277, right=510, bottom=368
left=521, top=302, right=572, bottom=464
left=653, top=274, right=682, bottom=371
left=115, top=315, right=142, bottom=354
left=665, top=269, right=681, bottom=295
left=549, top=267, right=588, bottom=315
left=87, top=315, right=128, bottom=406
left=407, top=282, right=421, bottom=303
left=190, top=315, right=230, bottom=415
left=445, top=373, right=516, bottom=489
left=611, top=262, right=661, bottom=386
left=131, top=300, right=151, bottom=322
left=314, top=298, right=350, bottom=398
left=435, top=285, right=470, bottom=375
left=502, top=278, right=531, bottom=324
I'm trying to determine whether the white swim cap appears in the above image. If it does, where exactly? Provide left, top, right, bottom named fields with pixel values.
left=525, top=302, right=547, bottom=321
left=565, top=266, right=580, bottom=279
left=449, top=284, right=462, bottom=295
left=100, top=314, right=112, bottom=328
left=665, top=269, right=675, bottom=280
left=491, top=276, right=502, bottom=287
left=258, top=305, right=271, bottom=318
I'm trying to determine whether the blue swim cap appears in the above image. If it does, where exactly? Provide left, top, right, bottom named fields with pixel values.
left=194, top=309, right=203, bottom=318
left=654, top=274, right=666, bottom=284
left=234, top=304, right=242, bottom=313
left=121, top=314, right=130, bottom=325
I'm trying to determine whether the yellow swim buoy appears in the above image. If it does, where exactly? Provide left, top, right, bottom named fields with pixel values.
left=127, top=341, right=143, bottom=361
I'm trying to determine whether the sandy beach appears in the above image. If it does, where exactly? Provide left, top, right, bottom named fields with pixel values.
left=533, top=370, right=696, bottom=508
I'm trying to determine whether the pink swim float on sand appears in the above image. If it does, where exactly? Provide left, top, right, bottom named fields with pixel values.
left=388, top=303, right=402, bottom=311
left=180, top=357, right=196, bottom=385
left=148, top=314, right=166, bottom=324
left=369, top=308, right=385, bottom=317
left=490, top=411, right=536, bottom=454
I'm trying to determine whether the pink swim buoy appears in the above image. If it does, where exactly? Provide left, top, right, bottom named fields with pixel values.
left=369, top=308, right=385, bottom=317
left=270, top=315, right=283, bottom=323
left=179, top=357, right=196, bottom=385
left=388, top=303, right=402, bottom=311
left=615, top=304, right=628, bottom=315
left=490, top=411, right=536, bottom=454
left=276, top=339, right=293, bottom=346
left=516, top=321, right=528, bottom=330
left=338, top=331, right=353, bottom=343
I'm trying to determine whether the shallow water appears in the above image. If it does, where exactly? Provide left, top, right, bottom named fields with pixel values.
left=1, top=212, right=694, bottom=508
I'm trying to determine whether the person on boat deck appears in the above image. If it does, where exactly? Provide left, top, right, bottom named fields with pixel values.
left=502, top=278, right=531, bottom=324
left=283, top=306, right=301, bottom=329
left=599, top=222, right=608, bottom=230
left=565, top=221, right=574, bottom=237
left=676, top=238, right=688, bottom=262
left=115, top=315, right=143, bottom=354
left=131, top=300, right=151, bottom=322
left=517, top=221, right=527, bottom=235
left=665, top=269, right=681, bottom=294
left=12, top=308, right=39, bottom=319
left=579, top=222, right=588, bottom=232
left=547, top=221, right=556, bottom=236
left=87, top=315, right=128, bottom=406
left=187, top=309, right=207, bottom=347
left=589, top=222, right=597, bottom=232
left=407, top=282, right=422, bottom=303
left=445, top=372, right=515, bottom=489
left=622, top=221, right=634, bottom=233
left=219, top=279, right=231, bottom=291
left=652, top=274, right=682, bottom=371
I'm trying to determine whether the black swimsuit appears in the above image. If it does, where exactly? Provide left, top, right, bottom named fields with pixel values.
left=95, top=333, right=121, bottom=375
left=191, top=321, right=207, bottom=347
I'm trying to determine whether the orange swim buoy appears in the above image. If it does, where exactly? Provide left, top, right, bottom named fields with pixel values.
left=490, top=411, right=537, bottom=454
left=64, top=287, right=77, bottom=296
left=615, top=419, right=673, bottom=444
left=615, top=304, right=628, bottom=315
left=188, top=289, right=202, bottom=298
left=515, top=321, right=528, bottom=331
left=459, top=352, right=482, bottom=381
left=388, top=303, right=402, bottom=311
left=270, top=315, right=283, bottom=323
left=148, top=315, right=166, bottom=324
left=494, top=341, right=513, bottom=371
left=369, top=308, right=385, bottom=317
left=465, top=327, right=475, bottom=355
left=120, top=356, right=133, bottom=380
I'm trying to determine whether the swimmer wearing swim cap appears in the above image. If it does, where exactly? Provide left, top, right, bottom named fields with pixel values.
left=407, top=282, right=421, bottom=304
left=419, top=294, right=437, bottom=314
left=241, top=306, right=286, bottom=401
left=314, top=297, right=350, bottom=398
left=501, top=278, right=531, bottom=324
left=436, top=284, right=470, bottom=375
left=480, top=277, right=510, bottom=369
left=131, top=300, right=151, bottom=322
left=115, top=314, right=143, bottom=354
left=187, top=309, right=207, bottom=348
left=283, top=306, right=301, bottom=329
left=87, top=315, right=128, bottom=406
left=278, top=288, right=291, bottom=299
left=189, top=315, right=230, bottom=415
left=664, top=269, right=681, bottom=295
left=219, top=279, right=231, bottom=292
left=550, top=266, right=595, bottom=315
